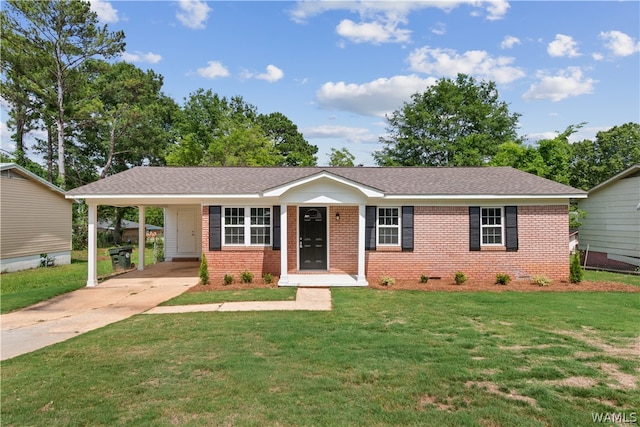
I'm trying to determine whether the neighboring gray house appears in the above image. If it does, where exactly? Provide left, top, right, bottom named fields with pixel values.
left=98, top=219, right=163, bottom=244
left=578, top=165, right=640, bottom=270
left=0, top=163, right=73, bottom=272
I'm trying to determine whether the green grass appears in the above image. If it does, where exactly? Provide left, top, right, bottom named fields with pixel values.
left=0, top=247, right=155, bottom=314
left=2, top=290, right=638, bottom=426
left=161, top=287, right=297, bottom=305
left=584, top=269, right=640, bottom=287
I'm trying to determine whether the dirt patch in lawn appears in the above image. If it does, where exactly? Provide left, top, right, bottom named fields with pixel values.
left=465, top=381, right=539, bottom=408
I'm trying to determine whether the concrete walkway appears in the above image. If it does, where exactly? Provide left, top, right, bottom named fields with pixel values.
left=145, top=287, right=332, bottom=314
left=1, top=263, right=333, bottom=361
left=0, top=262, right=199, bottom=361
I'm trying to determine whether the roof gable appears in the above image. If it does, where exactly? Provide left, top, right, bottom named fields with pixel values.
left=588, top=164, right=640, bottom=195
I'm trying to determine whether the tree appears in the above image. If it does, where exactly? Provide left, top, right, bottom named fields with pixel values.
left=77, top=61, right=177, bottom=180
left=258, top=112, right=317, bottom=166
left=374, top=74, right=520, bottom=166
left=328, top=147, right=355, bottom=167
left=489, top=141, right=549, bottom=176
left=536, top=125, right=582, bottom=185
left=1, top=0, right=125, bottom=188
left=167, top=90, right=307, bottom=167
left=570, top=122, right=640, bottom=190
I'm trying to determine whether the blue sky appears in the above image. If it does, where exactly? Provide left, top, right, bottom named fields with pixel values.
left=2, top=1, right=639, bottom=166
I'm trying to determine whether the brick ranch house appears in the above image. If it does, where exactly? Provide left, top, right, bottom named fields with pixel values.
left=66, top=166, right=587, bottom=287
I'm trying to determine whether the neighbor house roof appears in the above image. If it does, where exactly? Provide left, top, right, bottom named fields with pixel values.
left=97, top=219, right=163, bottom=231
left=66, top=166, right=587, bottom=199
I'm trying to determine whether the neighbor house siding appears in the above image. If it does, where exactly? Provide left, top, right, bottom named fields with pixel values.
left=0, top=170, right=72, bottom=271
left=578, top=174, right=640, bottom=267
left=366, top=205, right=569, bottom=282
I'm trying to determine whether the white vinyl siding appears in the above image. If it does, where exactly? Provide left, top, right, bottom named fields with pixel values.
left=578, top=174, right=639, bottom=260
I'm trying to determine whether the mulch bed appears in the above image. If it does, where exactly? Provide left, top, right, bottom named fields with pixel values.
left=188, top=279, right=639, bottom=293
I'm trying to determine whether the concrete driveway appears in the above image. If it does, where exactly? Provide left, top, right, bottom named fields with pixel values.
left=1, top=262, right=199, bottom=361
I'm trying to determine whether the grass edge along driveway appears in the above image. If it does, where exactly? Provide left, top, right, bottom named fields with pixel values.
left=2, top=289, right=638, bottom=427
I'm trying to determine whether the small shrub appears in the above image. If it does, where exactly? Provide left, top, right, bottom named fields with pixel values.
left=420, top=274, right=429, bottom=284
left=380, top=276, right=395, bottom=286
left=570, top=252, right=583, bottom=283
left=454, top=271, right=467, bottom=285
left=533, top=275, right=551, bottom=286
left=241, top=270, right=254, bottom=284
left=262, top=273, right=273, bottom=284
left=495, top=273, right=511, bottom=286
left=223, top=274, right=233, bottom=285
left=198, top=256, right=209, bottom=285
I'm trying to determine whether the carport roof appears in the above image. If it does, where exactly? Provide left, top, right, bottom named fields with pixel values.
left=65, top=166, right=587, bottom=199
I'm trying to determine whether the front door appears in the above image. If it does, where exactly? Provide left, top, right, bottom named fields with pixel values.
left=299, top=207, right=327, bottom=270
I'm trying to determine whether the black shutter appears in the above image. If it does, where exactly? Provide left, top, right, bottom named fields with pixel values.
left=365, top=206, right=376, bottom=251
left=469, top=207, right=481, bottom=251
left=209, top=206, right=221, bottom=251
left=401, top=206, right=414, bottom=251
left=272, top=206, right=281, bottom=250
left=505, top=206, right=518, bottom=251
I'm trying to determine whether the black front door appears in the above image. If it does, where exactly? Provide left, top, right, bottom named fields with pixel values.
left=299, top=207, right=327, bottom=270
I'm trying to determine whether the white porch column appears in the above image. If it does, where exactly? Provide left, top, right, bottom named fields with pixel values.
left=279, top=205, right=288, bottom=286
left=357, top=204, right=368, bottom=285
left=138, top=206, right=145, bottom=271
left=86, top=202, right=98, bottom=287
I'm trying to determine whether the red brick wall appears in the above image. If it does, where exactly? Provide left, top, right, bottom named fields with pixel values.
left=366, top=205, right=570, bottom=283
left=202, top=204, right=570, bottom=284
left=329, top=206, right=358, bottom=274
left=201, top=206, right=280, bottom=284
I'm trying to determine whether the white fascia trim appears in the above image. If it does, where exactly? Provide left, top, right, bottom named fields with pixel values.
left=262, top=171, right=384, bottom=198
left=65, top=194, right=261, bottom=200
left=383, top=194, right=587, bottom=200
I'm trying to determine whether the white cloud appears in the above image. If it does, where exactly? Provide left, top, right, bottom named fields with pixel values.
left=289, top=1, right=509, bottom=24
left=336, top=18, right=411, bottom=44
left=523, top=67, right=597, bottom=102
left=176, top=0, right=211, bottom=30
left=302, top=125, right=377, bottom=144
left=599, top=30, right=640, bottom=57
left=242, top=65, right=284, bottom=83
left=431, top=22, right=446, bottom=36
left=121, top=51, right=162, bottom=64
left=196, top=61, right=229, bottom=79
left=547, top=34, right=581, bottom=58
left=89, top=0, right=119, bottom=23
left=316, top=75, right=437, bottom=117
left=500, top=35, right=520, bottom=50
left=407, top=46, right=525, bottom=84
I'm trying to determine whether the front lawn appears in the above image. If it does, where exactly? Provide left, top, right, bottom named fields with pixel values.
left=0, top=247, right=154, bottom=314
left=2, top=290, right=638, bottom=426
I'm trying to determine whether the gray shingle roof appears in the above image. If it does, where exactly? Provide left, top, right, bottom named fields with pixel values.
left=66, top=166, right=586, bottom=197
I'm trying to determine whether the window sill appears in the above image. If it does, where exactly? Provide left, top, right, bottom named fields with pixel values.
left=481, top=246, right=507, bottom=252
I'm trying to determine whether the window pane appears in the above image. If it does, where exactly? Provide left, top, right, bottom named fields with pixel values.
left=251, top=207, right=270, bottom=225
left=379, top=227, right=399, bottom=245
left=225, top=208, right=245, bottom=225
left=225, top=227, right=245, bottom=244
left=250, top=227, right=271, bottom=245
left=482, top=226, right=502, bottom=245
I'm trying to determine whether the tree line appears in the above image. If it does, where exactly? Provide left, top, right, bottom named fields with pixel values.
left=2, top=0, right=639, bottom=197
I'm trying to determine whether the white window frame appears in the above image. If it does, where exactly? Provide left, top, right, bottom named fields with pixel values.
left=480, top=207, right=504, bottom=246
left=222, top=206, right=272, bottom=247
left=376, top=207, right=401, bottom=246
